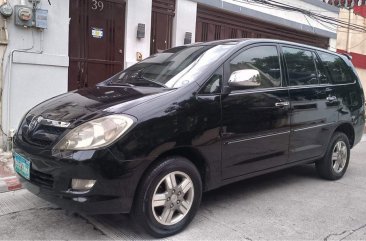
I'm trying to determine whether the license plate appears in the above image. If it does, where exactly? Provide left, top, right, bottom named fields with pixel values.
left=14, top=152, right=31, bottom=180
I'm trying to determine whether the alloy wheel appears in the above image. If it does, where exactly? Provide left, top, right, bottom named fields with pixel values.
left=151, top=171, right=194, bottom=226
left=332, top=140, right=348, bottom=173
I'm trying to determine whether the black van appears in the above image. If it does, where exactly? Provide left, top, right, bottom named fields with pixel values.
left=13, top=39, right=365, bottom=237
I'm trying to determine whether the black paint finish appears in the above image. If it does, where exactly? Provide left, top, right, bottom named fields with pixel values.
left=221, top=88, right=291, bottom=179
left=13, top=39, right=365, bottom=215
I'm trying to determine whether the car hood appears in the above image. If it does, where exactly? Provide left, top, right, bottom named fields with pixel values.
left=26, top=86, right=171, bottom=124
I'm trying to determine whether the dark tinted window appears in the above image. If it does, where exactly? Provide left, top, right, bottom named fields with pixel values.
left=318, top=52, right=353, bottom=84
left=229, top=46, right=281, bottom=89
left=283, top=47, right=318, bottom=86
left=107, top=45, right=235, bottom=88
left=314, top=52, right=331, bottom=84
left=201, top=68, right=222, bottom=94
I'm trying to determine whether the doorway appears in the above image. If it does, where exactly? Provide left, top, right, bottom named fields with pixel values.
left=150, top=0, right=175, bottom=54
left=69, top=0, right=126, bottom=90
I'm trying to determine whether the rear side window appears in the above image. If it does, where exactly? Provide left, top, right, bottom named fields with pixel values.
left=229, top=45, right=281, bottom=89
left=317, top=52, right=354, bottom=84
left=314, top=53, right=331, bottom=84
left=282, top=47, right=318, bottom=86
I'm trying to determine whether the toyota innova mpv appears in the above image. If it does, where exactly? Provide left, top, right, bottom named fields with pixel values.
left=13, top=39, right=365, bottom=237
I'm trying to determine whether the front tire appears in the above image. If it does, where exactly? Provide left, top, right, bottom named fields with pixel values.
left=316, top=132, right=350, bottom=180
left=131, top=156, right=202, bottom=238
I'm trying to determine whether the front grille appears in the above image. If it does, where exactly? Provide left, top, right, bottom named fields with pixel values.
left=20, top=116, right=68, bottom=147
left=25, top=125, right=66, bottom=147
left=30, top=168, right=54, bottom=188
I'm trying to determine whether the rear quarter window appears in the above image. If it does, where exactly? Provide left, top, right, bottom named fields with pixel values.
left=317, top=52, right=354, bottom=84
left=282, top=47, right=318, bottom=86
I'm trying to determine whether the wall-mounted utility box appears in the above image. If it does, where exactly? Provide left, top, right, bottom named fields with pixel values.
left=184, top=32, right=192, bottom=45
left=15, top=5, right=48, bottom=29
left=35, top=9, right=48, bottom=29
left=137, top=23, right=145, bottom=39
left=14, top=5, right=33, bottom=27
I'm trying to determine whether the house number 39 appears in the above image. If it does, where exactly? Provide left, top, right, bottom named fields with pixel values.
left=91, top=0, right=104, bottom=11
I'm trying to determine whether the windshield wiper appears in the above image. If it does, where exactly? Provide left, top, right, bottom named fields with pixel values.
left=108, top=82, right=135, bottom=87
left=136, top=76, right=168, bottom=88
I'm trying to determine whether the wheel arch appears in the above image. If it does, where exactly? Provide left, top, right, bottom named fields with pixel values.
left=138, top=146, right=210, bottom=194
left=334, top=122, right=355, bottom=147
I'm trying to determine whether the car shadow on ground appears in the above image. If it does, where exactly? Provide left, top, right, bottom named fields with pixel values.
left=86, top=164, right=321, bottom=239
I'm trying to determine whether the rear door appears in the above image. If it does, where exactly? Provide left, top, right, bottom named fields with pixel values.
left=317, top=51, right=364, bottom=142
left=221, top=44, right=291, bottom=179
left=281, top=45, right=338, bottom=162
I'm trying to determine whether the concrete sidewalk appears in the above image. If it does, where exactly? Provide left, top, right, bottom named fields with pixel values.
left=0, top=152, right=21, bottom=193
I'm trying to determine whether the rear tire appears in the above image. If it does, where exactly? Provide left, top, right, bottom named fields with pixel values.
left=131, top=156, right=202, bottom=238
left=316, top=132, right=350, bottom=180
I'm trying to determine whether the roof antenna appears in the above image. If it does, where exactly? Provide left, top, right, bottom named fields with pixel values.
left=48, top=0, right=51, bottom=5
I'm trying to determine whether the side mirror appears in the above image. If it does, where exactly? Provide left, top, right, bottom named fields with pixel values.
left=228, top=69, right=261, bottom=88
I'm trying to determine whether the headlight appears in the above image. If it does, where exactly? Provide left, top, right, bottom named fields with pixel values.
left=53, top=114, right=135, bottom=151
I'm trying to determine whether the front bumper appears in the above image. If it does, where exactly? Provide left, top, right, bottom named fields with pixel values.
left=13, top=142, right=147, bottom=215
left=18, top=177, right=131, bottom=214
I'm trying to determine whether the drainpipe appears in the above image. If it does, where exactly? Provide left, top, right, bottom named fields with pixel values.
left=346, top=8, right=352, bottom=53
left=0, top=0, right=9, bottom=150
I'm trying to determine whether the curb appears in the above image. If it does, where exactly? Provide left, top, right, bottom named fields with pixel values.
left=0, top=154, right=22, bottom=193
left=0, top=176, right=21, bottom=193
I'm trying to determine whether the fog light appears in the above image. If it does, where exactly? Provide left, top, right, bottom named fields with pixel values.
left=71, top=179, right=96, bottom=191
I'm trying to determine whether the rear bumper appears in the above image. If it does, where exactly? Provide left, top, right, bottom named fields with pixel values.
left=13, top=142, right=149, bottom=215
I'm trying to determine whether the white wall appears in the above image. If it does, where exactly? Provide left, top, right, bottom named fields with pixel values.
left=329, top=38, right=337, bottom=51
left=124, top=0, right=152, bottom=68
left=2, top=0, right=69, bottom=134
left=172, top=0, right=197, bottom=47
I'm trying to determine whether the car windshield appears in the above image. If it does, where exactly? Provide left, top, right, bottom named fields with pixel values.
left=106, top=44, right=235, bottom=88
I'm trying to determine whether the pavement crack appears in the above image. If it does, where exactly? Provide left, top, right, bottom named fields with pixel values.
left=339, top=223, right=366, bottom=241
left=78, top=214, right=108, bottom=237
left=324, top=230, right=348, bottom=241
left=323, top=223, right=366, bottom=241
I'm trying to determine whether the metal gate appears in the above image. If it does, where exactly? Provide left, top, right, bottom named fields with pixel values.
left=69, top=0, right=126, bottom=90
left=150, top=0, right=176, bottom=54
left=196, top=5, right=330, bottom=49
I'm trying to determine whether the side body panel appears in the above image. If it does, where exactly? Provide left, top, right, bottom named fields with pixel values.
left=221, top=89, right=291, bottom=179
left=220, top=44, right=291, bottom=179
left=288, top=85, right=338, bottom=162
left=280, top=45, right=339, bottom=162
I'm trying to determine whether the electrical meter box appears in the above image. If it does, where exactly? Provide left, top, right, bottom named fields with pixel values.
left=14, top=5, right=33, bottom=27
left=14, top=5, right=48, bottom=29
left=35, top=9, right=48, bottom=29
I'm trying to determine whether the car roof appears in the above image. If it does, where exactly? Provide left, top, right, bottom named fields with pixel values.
left=192, top=38, right=344, bottom=59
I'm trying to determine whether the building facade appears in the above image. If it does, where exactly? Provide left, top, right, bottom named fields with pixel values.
left=0, top=0, right=339, bottom=146
left=336, top=8, right=366, bottom=90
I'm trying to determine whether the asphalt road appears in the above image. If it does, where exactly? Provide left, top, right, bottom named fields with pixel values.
left=1, top=137, right=366, bottom=240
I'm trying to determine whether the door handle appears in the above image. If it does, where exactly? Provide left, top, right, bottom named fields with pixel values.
left=326, top=96, right=338, bottom=102
left=275, top=101, right=290, bottom=107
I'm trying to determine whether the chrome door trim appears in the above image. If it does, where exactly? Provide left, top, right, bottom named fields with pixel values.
left=292, top=122, right=335, bottom=132
left=225, top=131, right=291, bottom=145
